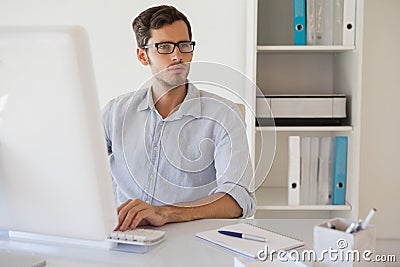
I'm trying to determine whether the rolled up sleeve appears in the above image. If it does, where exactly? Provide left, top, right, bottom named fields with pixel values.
left=211, top=104, right=256, bottom=218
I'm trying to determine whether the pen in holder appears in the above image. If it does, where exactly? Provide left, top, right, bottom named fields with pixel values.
left=314, top=217, right=376, bottom=267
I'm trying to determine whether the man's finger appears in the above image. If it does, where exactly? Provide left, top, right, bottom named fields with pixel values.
left=129, top=209, right=151, bottom=229
left=118, top=201, right=148, bottom=231
left=117, top=198, right=138, bottom=213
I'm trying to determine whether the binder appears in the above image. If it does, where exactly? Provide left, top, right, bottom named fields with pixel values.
left=293, top=0, right=306, bottom=45
left=317, top=137, right=335, bottom=205
left=306, top=0, right=316, bottom=45
left=300, top=136, right=311, bottom=204
left=342, top=0, right=356, bottom=46
left=332, top=136, right=348, bottom=205
left=315, top=0, right=333, bottom=45
left=288, top=136, right=301, bottom=205
left=308, top=137, right=320, bottom=204
left=332, top=0, right=344, bottom=45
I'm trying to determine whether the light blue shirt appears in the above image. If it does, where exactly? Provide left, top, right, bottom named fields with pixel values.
left=102, top=84, right=256, bottom=218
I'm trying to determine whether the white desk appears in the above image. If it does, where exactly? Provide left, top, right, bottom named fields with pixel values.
left=0, top=219, right=323, bottom=267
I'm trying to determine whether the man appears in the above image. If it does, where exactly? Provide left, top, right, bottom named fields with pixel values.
left=103, top=5, right=255, bottom=231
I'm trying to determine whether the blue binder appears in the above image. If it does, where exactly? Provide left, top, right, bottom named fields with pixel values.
left=293, top=0, right=306, bottom=45
left=332, top=136, right=348, bottom=205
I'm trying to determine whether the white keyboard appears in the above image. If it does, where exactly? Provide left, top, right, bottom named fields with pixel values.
left=108, top=228, right=165, bottom=245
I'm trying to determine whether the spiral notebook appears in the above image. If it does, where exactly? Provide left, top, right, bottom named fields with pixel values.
left=196, top=223, right=304, bottom=258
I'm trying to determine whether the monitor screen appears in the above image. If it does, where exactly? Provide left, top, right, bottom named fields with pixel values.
left=0, top=26, right=117, bottom=241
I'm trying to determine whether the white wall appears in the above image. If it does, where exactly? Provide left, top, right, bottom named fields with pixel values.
left=0, top=0, right=247, bottom=106
left=360, top=0, right=400, bottom=239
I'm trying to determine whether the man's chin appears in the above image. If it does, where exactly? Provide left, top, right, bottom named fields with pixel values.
left=158, top=76, right=188, bottom=89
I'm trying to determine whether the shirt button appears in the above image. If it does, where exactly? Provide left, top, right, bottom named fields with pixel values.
left=159, top=122, right=164, bottom=126
left=153, top=146, right=158, bottom=151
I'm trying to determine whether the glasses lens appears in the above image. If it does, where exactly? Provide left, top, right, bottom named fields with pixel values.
left=154, top=42, right=194, bottom=54
left=157, top=43, right=174, bottom=54
left=178, top=42, right=194, bottom=53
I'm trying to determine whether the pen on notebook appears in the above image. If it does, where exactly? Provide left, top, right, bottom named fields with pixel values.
left=360, top=208, right=377, bottom=230
left=218, top=230, right=268, bottom=243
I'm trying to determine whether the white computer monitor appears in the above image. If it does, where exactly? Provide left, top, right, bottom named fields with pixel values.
left=0, top=26, right=117, bottom=241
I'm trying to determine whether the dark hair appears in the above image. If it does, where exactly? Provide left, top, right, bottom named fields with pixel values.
left=132, top=5, right=192, bottom=47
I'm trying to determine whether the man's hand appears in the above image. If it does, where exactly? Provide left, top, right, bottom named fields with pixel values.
left=116, top=199, right=167, bottom=231
left=115, top=193, right=242, bottom=230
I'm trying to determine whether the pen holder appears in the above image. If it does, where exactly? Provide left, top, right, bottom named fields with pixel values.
left=313, top=217, right=376, bottom=267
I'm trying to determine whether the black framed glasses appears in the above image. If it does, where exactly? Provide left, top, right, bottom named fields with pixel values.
left=142, top=41, right=196, bottom=54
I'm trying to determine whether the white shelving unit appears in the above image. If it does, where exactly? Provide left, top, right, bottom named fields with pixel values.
left=257, top=126, right=354, bottom=132
left=246, top=0, right=364, bottom=220
left=257, top=45, right=355, bottom=53
left=256, top=187, right=351, bottom=211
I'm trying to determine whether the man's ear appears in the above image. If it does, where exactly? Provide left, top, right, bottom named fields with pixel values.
left=137, top=47, right=149, bottom=66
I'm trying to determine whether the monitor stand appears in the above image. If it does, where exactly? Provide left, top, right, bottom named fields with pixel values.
left=8, top=231, right=116, bottom=250
left=7, top=231, right=150, bottom=253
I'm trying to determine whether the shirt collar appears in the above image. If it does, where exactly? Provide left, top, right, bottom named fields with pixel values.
left=136, top=83, right=202, bottom=119
left=178, top=83, right=202, bottom=118
left=137, top=87, right=155, bottom=112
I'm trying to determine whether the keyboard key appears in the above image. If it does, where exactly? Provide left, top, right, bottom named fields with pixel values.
left=108, top=228, right=165, bottom=245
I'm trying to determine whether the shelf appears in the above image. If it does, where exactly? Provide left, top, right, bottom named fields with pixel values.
left=256, top=126, right=353, bottom=132
left=250, top=0, right=363, bottom=220
left=257, top=45, right=355, bottom=53
left=255, top=187, right=352, bottom=211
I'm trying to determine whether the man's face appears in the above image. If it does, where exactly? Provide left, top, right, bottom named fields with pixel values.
left=137, top=20, right=193, bottom=89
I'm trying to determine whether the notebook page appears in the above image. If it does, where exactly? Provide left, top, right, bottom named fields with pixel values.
left=196, top=223, right=304, bottom=258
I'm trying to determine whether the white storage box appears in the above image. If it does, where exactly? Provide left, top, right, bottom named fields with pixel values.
left=314, top=218, right=376, bottom=267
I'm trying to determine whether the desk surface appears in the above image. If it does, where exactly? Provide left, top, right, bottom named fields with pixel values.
left=0, top=219, right=324, bottom=267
